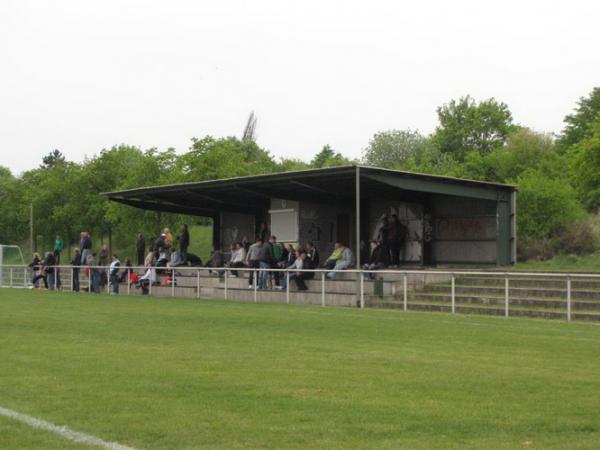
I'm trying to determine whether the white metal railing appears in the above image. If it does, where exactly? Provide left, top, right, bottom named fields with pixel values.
left=3, top=264, right=600, bottom=322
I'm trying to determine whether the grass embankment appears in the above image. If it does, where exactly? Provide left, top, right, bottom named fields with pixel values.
left=515, top=252, right=600, bottom=273
left=2, top=289, right=600, bottom=448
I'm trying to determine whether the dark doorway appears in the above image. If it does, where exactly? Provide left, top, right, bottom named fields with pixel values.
left=336, top=213, right=350, bottom=246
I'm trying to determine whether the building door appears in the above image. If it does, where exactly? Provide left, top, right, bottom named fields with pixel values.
left=336, top=213, right=350, bottom=246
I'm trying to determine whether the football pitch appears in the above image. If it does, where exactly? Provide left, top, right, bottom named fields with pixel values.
left=1, top=289, right=600, bottom=449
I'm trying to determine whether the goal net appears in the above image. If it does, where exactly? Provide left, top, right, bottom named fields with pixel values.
left=0, top=245, right=26, bottom=287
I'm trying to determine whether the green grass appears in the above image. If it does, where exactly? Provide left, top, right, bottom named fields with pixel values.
left=515, top=251, right=600, bottom=273
left=2, top=289, right=600, bottom=449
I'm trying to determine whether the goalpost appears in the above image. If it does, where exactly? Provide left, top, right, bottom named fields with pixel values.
left=0, top=245, right=26, bottom=287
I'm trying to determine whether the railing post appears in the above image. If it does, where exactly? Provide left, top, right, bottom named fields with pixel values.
left=567, top=277, right=572, bottom=322
left=55, top=267, right=58, bottom=291
left=23, top=268, right=27, bottom=288
left=107, top=268, right=110, bottom=294
left=451, top=274, right=456, bottom=314
left=171, top=269, right=175, bottom=297
left=88, top=268, right=91, bottom=293
left=148, top=271, right=152, bottom=296
left=321, top=272, right=326, bottom=307
left=403, top=273, right=407, bottom=312
left=286, top=270, right=290, bottom=304
left=224, top=270, right=228, bottom=300
left=360, top=271, right=364, bottom=309
left=127, top=271, right=131, bottom=296
left=196, top=270, right=200, bottom=299
left=9, top=267, right=13, bottom=288
left=504, top=277, right=509, bottom=317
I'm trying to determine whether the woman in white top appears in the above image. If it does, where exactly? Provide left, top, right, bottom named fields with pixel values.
left=228, top=242, right=247, bottom=277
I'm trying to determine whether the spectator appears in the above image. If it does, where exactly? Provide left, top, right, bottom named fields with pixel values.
left=387, top=214, right=407, bottom=267
left=31, top=252, right=51, bottom=289
left=324, top=242, right=344, bottom=270
left=258, top=222, right=270, bottom=243
left=327, top=244, right=354, bottom=280
left=119, top=258, right=134, bottom=283
left=53, top=234, right=64, bottom=264
left=44, top=251, right=57, bottom=289
left=109, top=254, right=121, bottom=294
left=241, top=235, right=250, bottom=253
left=168, top=247, right=185, bottom=268
left=163, top=228, right=174, bottom=249
left=228, top=242, right=246, bottom=277
left=136, top=231, right=146, bottom=266
left=87, top=253, right=100, bottom=293
left=28, top=253, right=42, bottom=287
left=290, top=251, right=310, bottom=291
left=144, top=249, right=156, bottom=268
left=206, top=246, right=225, bottom=276
left=98, top=244, right=109, bottom=288
left=178, top=224, right=190, bottom=263
left=269, top=236, right=287, bottom=288
left=153, top=233, right=166, bottom=255
left=80, top=232, right=92, bottom=266
left=156, top=247, right=169, bottom=267
left=246, top=238, right=262, bottom=287
left=186, top=253, right=203, bottom=266
left=305, top=241, right=320, bottom=269
left=71, top=249, right=81, bottom=292
left=362, top=240, right=387, bottom=279
left=257, top=237, right=274, bottom=289
left=138, top=267, right=156, bottom=295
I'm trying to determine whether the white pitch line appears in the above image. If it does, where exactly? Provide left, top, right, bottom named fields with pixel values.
left=0, top=405, right=137, bottom=450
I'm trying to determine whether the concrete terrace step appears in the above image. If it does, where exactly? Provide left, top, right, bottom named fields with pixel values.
left=452, top=276, right=600, bottom=290
left=426, top=284, right=600, bottom=300
left=407, top=292, right=600, bottom=310
left=366, top=299, right=600, bottom=321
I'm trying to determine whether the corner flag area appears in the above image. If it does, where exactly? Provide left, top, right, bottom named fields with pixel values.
left=1, top=288, right=600, bottom=449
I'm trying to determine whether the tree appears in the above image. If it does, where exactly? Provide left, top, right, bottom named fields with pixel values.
left=559, top=87, right=600, bottom=150
left=433, top=96, right=515, bottom=160
left=362, top=129, right=429, bottom=168
left=310, top=145, right=350, bottom=168
left=41, top=149, right=66, bottom=169
left=569, top=118, right=600, bottom=210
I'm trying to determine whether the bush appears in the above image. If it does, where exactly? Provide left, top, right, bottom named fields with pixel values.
left=516, top=170, right=585, bottom=240
left=554, top=220, right=597, bottom=255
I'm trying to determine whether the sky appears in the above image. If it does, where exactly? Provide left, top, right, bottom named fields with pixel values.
left=0, top=0, right=598, bottom=174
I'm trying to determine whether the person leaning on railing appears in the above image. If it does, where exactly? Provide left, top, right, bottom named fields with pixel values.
left=28, top=252, right=42, bottom=287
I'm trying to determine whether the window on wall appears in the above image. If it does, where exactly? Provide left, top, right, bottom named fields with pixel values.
left=270, top=209, right=298, bottom=242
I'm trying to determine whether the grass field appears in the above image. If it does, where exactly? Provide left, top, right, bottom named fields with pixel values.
left=2, top=289, right=600, bottom=449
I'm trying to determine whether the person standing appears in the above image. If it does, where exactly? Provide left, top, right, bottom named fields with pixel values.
left=179, top=224, right=190, bottom=263
left=136, top=231, right=146, bottom=266
left=71, top=249, right=81, bottom=292
left=257, top=237, right=274, bottom=289
left=80, top=232, right=92, bottom=266
left=53, top=235, right=64, bottom=263
left=109, top=254, right=121, bottom=294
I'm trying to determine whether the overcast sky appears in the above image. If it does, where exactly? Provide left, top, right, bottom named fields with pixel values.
left=1, top=0, right=598, bottom=174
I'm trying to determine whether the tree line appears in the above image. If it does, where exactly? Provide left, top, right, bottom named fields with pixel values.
left=1, top=87, right=599, bottom=262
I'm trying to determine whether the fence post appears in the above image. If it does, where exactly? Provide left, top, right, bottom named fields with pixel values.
left=504, top=277, right=509, bottom=317
left=9, top=267, right=13, bottom=288
left=107, top=268, right=110, bottom=294
left=171, top=269, right=175, bottom=297
left=286, top=271, right=290, bottom=304
left=567, top=277, right=572, bottom=322
left=321, top=272, right=326, bottom=307
left=88, top=268, right=91, bottom=293
left=197, top=270, right=200, bottom=299
left=23, top=268, right=27, bottom=288
left=127, top=271, right=130, bottom=296
left=451, top=274, right=456, bottom=314
left=360, top=272, right=364, bottom=309
left=55, top=267, right=59, bottom=291
left=403, top=273, right=408, bottom=312
left=148, top=271, right=152, bottom=296
left=224, top=270, right=228, bottom=300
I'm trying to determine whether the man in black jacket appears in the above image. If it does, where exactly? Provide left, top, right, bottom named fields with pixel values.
left=71, top=249, right=81, bottom=292
left=179, top=224, right=190, bottom=263
left=363, top=240, right=387, bottom=279
left=136, top=231, right=145, bottom=266
left=304, top=241, right=320, bottom=269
